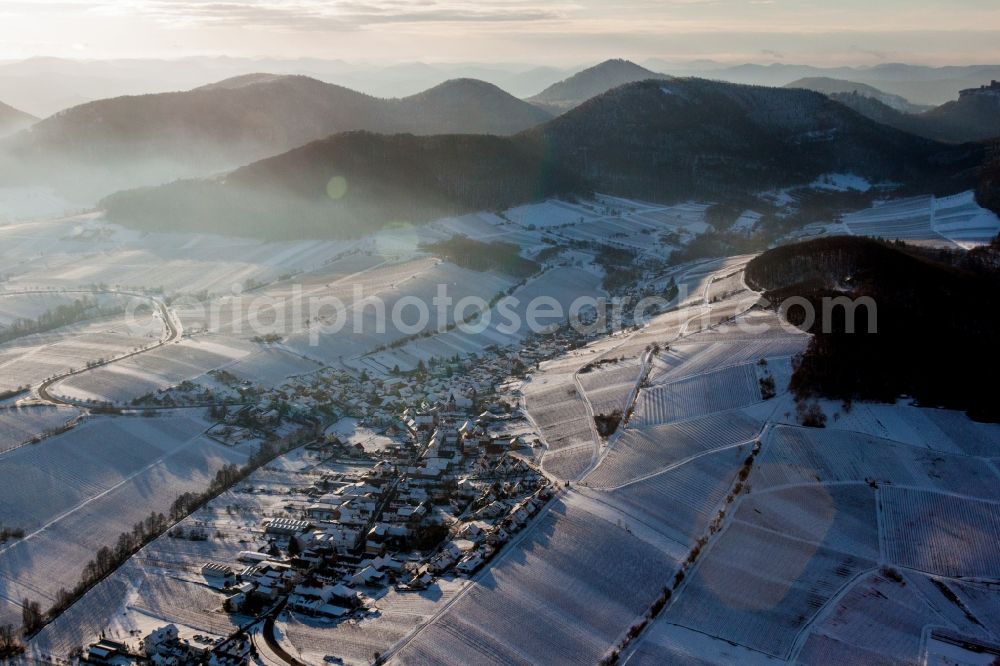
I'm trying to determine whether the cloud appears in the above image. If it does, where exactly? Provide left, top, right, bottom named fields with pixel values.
left=102, top=0, right=566, bottom=30
left=849, top=43, right=888, bottom=61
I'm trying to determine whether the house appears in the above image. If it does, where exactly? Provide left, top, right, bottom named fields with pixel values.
left=201, top=562, right=236, bottom=588
left=224, top=581, right=255, bottom=612
left=89, top=638, right=131, bottom=664
left=459, top=522, right=487, bottom=543
left=408, top=571, right=434, bottom=589
left=317, top=603, right=351, bottom=619
left=209, top=635, right=254, bottom=666
left=351, top=564, right=386, bottom=586
left=369, top=555, right=405, bottom=574
left=427, top=542, right=463, bottom=574
left=456, top=553, right=484, bottom=574
left=329, top=582, right=359, bottom=604
left=306, top=500, right=342, bottom=522
left=143, top=625, right=179, bottom=657
left=288, top=583, right=338, bottom=615
left=447, top=391, right=473, bottom=409
left=306, top=523, right=359, bottom=552
left=335, top=497, right=377, bottom=526
left=487, top=527, right=510, bottom=546
left=237, top=550, right=270, bottom=564
left=365, top=523, right=390, bottom=555
left=414, top=412, right=436, bottom=432
left=244, top=561, right=296, bottom=597
left=264, top=517, right=312, bottom=536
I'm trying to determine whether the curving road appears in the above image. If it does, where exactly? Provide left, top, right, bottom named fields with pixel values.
left=258, top=600, right=307, bottom=666
left=13, top=289, right=183, bottom=406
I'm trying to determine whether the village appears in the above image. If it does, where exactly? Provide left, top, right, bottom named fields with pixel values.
left=72, top=317, right=625, bottom=666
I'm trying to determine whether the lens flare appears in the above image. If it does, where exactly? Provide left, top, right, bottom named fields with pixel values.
left=326, top=175, right=348, bottom=200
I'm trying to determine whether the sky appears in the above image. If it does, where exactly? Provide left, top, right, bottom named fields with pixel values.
left=1, top=0, right=999, bottom=65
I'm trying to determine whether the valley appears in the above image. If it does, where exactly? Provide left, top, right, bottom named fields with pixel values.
left=0, top=182, right=996, bottom=665
left=0, top=33, right=997, bottom=666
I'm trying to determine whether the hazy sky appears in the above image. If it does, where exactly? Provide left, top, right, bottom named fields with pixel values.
left=1, top=0, right=999, bottom=65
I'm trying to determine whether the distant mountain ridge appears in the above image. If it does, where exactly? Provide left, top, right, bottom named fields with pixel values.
left=784, top=77, right=928, bottom=113
left=0, top=74, right=552, bottom=198
left=3, top=56, right=1000, bottom=117
left=831, top=87, right=1000, bottom=144
left=652, top=61, right=1000, bottom=105
left=0, top=99, right=36, bottom=137
left=527, top=59, right=670, bottom=113
left=395, top=78, right=551, bottom=135
left=103, top=77, right=983, bottom=240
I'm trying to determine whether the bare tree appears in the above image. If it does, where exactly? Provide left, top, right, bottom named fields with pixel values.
left=0, top=623, right=23, bottom=657
left=21, top=598, right=43, bottom=634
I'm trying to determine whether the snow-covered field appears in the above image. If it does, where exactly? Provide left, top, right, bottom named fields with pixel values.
left=392, top=497, right=678, bottom=666
left=364, top=266, right=605, bottom=375
left=753, top=425, right=999, bottom=498
left=283, top=259, right=519, bottom=365
left=585, top=411, right=762, bottom=489
left=880, top=486, right=1000, bottom=577
left=0, top=213, right=358, bottom=295
left=506, top=200, right=603, bottom=228
left=0, top=414, right=248, bottom=625
left=0, top=187, right=86, bottom=223
left=523, top=257, right=764, bottom=483
left=0, top=292, right=104, bottom=329
left=621, top=411, right=1000, bottom=664
left=810, top=173, right=872, bottom=193
left=665, top=518, right=876, bottom=658
left=842, top=190, right=1000, bottom=248
left=0, top=404, right=81, bottom=454
left=631, top=363, right=763, bottom=426
left=282, top=579, right=468, bottom=666
left=577, top=358, right=643, bottom=417
left=49, top=335, right=258, bottom=404
left=3, top=193, right=999, bottom=664
left=23, top=423, right=378, bottom=660
left=0, top=311, right=162, bottom=393
left=796, top=570, right=1000, bottom=665
left=393, top=258, right=1000, bottom=666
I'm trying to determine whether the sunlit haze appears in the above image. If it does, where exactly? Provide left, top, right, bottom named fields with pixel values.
left=2, top=0, right=999, bottom=65
left=1, top=2, right=999, bottom=665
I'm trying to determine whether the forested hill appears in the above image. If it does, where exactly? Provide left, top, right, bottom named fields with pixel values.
left=978, top=139, right=1000, bottom=215
left=530, top=78, right=982, bottom=201
left=101, top=132, right=583, bottom=240
left=0, top=99, right=35, bottom=136
left=746, top=235, right=1000, bottom=421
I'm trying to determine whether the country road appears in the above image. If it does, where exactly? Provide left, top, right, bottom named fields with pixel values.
left=12, top=288, right=183, bottom=406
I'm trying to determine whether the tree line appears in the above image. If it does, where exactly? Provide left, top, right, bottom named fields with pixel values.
left=0, top=297, right=130, bottom=345
left=26, top=428, right=316, bottom=642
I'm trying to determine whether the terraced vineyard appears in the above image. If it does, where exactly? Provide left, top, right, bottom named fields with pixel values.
left=282, top=581, right=467, bottom=665
left=665, top=520, right=877, bottom=658
left=880, top=487, right=1000, bottom=577
left=632, top=363, right=762, bottom=427
left=585, top=410, right=762, bottom=489
left=392, top=498, right=678, bottom=665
